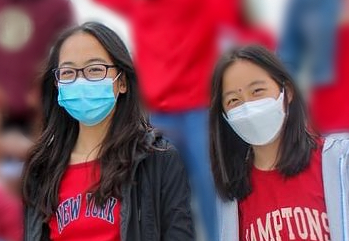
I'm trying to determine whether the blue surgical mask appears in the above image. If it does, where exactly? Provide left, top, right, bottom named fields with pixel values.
left=58, top=74, right=121, bottom=126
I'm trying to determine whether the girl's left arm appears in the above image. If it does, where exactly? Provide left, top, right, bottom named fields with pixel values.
left=160, top=148, right=195, bottom=241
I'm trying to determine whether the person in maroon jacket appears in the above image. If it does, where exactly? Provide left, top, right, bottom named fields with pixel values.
left=0, top=0, right=73, bottom=132
left=0, top=91, right=25, bottom=241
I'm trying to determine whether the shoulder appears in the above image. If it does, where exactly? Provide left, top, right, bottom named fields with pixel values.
left=147, top=135, right=182, bottom=171
left=137, top=130, right=188, bottom=185
left=323, top=133, right=349, bottom=154
left=308, top=134, right=349, bottom=166
left=320, top=133, right=349, bottom=172
left=321, top=133, right=349, bottom=187
left=143, top=129, right=180, bottom=160
left=321, top=133, right=349, bottom=171
left=132, top=129, right=185, bottom=179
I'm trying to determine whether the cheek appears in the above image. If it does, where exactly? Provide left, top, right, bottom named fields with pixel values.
left=221, top=99, right=229, bottom=113
left=223, top=103, right=234, bottom=113
left=223, top=105, right=229, bottom=114
left=267, top=88, right=281, bottom=100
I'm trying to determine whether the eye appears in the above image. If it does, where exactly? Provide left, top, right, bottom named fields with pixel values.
left=88, top=66, right=104, bottom=73
left=252, top=88, right=265, bottom=95
left=62, top=70, right=74, bottom=75
left=227, top=98, right=240, bottom=108
left=59, top=69, right=75, bottom=79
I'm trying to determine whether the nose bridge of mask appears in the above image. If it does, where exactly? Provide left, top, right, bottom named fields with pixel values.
left=58, top=71, right=122, bottom=91
left=69, top=77, right=113, bottom=86
left=227, top=91, right=284, bottom=119
left=58, top=78, right=116, bottom=104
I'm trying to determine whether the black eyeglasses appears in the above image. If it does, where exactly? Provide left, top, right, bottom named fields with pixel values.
left=53, top=64, right=118, bottom=84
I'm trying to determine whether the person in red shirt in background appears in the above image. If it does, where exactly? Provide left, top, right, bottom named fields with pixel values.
left=309, top=0, right=349, bottom=133
left=277, top=0, right=349, bottom=134
left=0, top=0, right=73, bottom=136
left=94, top=1, right=275, bottom=240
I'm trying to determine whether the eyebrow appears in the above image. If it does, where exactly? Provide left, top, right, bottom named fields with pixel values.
left=59, top=61, right=75, bottom=67
left=59, top=58, right=109, bottom=68
left=222, top=80, right=267, bottom=98
left=222, top=90, right=238, bottom=98
left=248, top=80, right=266, bottom=87
left=84, top=58, right=108, bottom=65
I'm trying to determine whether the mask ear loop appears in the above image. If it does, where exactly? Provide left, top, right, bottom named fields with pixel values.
left=245, top=146, right=252, bottom=162
left=112, top=71, right=122, bottom=83
left=112, top=71, right=123, bottom=100
left=281, top=81, right=290, bottom=119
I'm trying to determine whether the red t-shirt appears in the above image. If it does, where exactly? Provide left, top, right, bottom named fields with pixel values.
left=96, top=0, right=278, bottom=113
left=239, top=147, right=330, bottom=241
left=49, top=161, right=121, bottom=241
left=96, top=0, right=275, bottom=113
left=96, top=0, right=237, bottom=112
left=310, top=24, right=349, bottom=133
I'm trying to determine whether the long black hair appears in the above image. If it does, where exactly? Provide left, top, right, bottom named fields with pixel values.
left=209, top=45, right=317, bottom=201
left=22, top=22, right=152, bottom=220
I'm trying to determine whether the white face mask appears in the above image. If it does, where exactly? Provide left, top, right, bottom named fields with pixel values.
left=224, top=91, right=286, bottom=146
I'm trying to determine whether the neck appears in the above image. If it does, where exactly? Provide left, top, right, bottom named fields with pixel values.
left=252, top=136, right=282, bottom=171
left=71, top=117, right=111, bottom=164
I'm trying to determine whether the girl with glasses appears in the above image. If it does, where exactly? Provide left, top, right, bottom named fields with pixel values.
left=22, top=22, right=194, bottom=241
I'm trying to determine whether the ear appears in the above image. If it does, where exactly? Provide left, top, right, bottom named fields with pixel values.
left=118, top=73, right=127, bottom=94
left=285, top=82, right=293, bottom=104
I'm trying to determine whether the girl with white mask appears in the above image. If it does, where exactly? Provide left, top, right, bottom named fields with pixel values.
left=210, top=45, right=349, bottom=241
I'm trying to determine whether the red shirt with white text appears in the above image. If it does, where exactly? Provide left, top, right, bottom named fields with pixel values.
left=239, top=146, right=330, bottom=241
left=49, top=160, right=121, bottom=241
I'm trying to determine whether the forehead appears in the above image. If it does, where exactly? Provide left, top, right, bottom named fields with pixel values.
left=59, top=32, right=113, bottom=65
left=222, top=60, right=275, bottom=90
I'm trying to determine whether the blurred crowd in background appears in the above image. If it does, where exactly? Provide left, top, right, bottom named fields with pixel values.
left=0, top=0, right=348, bottom=240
